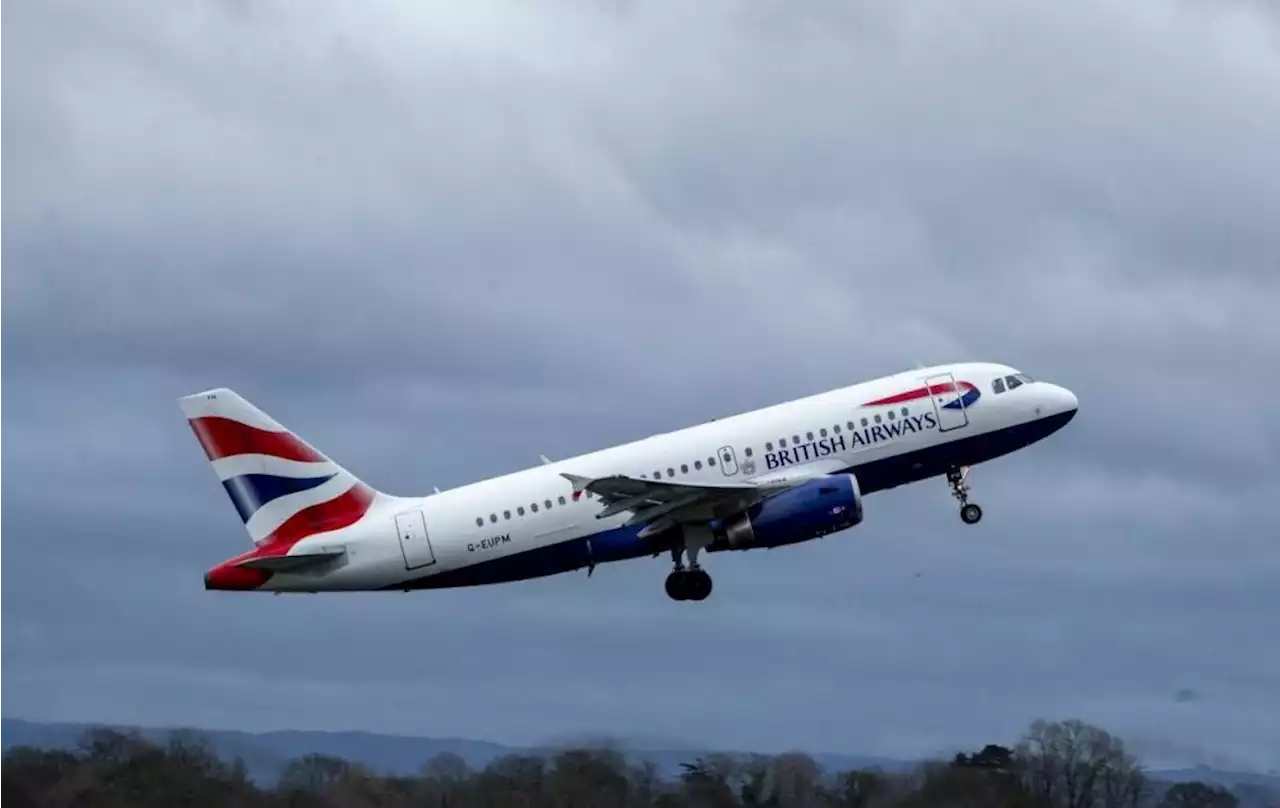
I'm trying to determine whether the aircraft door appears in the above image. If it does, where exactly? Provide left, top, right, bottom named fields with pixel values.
left=717, top=445, right=739, bottom=476
left=395, top=510, right=437, bottom=570
left=925, top=372, right=971, bottom=433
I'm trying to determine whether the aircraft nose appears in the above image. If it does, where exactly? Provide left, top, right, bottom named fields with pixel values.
left=1048, top=384, right=1079, bottom=416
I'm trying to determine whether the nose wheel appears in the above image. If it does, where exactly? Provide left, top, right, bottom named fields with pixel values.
left=948, top=466, right=983, bottom=525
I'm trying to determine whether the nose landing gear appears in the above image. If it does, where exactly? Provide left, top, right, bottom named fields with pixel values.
left=948, top=466, right=983, bottom=525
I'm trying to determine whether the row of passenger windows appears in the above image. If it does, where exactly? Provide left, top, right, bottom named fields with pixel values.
left=761, top=406, right=911, bottom=453
left=475, top=493, right=582, bottom=526
left=472, top=405, right=915, bottom=528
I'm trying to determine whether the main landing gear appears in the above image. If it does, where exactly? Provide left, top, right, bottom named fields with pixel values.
left=665, top=544, right=713, bottom=601
left=947, top=466, right=983, bottom=525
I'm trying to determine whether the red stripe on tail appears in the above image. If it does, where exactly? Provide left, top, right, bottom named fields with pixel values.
left=189, top=416, right=325, bottom=463
left=260, top=483, right=376, bottom=549
left=204, top=483, right=376, bottom=591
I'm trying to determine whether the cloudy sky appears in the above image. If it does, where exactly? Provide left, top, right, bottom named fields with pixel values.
left=4, top=0, right=1279, bottom=773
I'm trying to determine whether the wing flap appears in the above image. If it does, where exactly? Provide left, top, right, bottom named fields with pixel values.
left=560, top=471, right=791, bottom=531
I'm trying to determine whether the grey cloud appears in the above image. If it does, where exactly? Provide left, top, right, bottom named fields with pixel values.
left=4, top=0, right=1279, bottom=773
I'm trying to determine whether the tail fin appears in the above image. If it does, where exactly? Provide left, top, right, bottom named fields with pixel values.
left=179, top=388, right=378, bottom=548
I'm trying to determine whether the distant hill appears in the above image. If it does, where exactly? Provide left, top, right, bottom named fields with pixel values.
left=3, top=716, right=1277, bottom=800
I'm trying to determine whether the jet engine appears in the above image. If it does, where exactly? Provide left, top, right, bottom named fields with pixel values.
left=707, top=473, right=864, bottom=551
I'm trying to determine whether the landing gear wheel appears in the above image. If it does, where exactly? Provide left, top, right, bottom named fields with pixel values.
left=947, top=466, right=982, bottom=525
left=665, top=571, right=688, bottom=601
left=664, top=569, right=714, bottom=601
left=686, top=569, right=713, bottom=601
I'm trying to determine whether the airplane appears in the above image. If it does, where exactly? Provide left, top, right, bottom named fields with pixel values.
left=182, top=362, right=1078, bottom=601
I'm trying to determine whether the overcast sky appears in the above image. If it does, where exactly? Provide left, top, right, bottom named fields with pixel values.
left=4, top=0, right=1279, bottom=773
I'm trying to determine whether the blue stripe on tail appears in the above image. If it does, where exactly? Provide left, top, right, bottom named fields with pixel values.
left=222, top=473, right=336, bottom=522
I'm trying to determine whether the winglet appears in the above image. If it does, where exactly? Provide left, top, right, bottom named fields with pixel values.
left=560, top=473, right=593, bottom=498
left=540, top=454, right=553, bottom=465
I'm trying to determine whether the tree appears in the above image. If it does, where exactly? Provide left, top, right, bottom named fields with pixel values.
left=2, top=717, right=1263, bottom=808
left=680, top=756, right=739, bottom=808
left=1017, top=719, right=1146, bottom=808
left=547, top=748, right=630, bottom=808
left=1159, top=781, right=1240, bottom=808
left=278, top=752, right=352, bottom=795
left=830, top=769, right=889, bottom=808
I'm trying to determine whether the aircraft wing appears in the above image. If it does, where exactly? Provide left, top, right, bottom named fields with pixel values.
left=560, top=457, right=846, bottom=538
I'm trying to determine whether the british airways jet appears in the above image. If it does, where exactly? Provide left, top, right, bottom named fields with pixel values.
left=183, top=362, right=1077, bottom=601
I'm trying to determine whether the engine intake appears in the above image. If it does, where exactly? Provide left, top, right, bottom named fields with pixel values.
left=708, top=473, right=864, bottom=551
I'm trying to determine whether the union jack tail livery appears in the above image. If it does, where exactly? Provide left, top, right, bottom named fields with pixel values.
left=180, top=388, right=379, bottom=550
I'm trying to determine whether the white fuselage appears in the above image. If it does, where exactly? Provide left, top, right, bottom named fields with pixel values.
left=216, top=361, right=1077, bottom=593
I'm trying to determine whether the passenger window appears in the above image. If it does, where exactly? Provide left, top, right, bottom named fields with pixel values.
left=744, top=447, right=753, bottom=458
left=490, top=514, right=498, bottom=523
left=847, top=421, right=855, bottom=431
left=681, top=463, right=689, bottom=473
left=475, top=517, right=483, bottom=527
left=545, top=499, right=552, bottom=509
left=861, top=417, right=868, bottom=427
left=792, top=434, right=800, bottom=444
left=1006, top=375, right=1023, bottom=390
left=765, top=442, right=774, bottom=451
left=667, top=467, right=675, bottom=477
left=708, top=456, right=717, bottom=467
left=806, top=431, right=814, bottom=441
left=504, top=510, right=511, bottom=520
left=900, top=407, right=908, bottom=417
left=887, top=411, right=895, bottom=421
left=694, top=460, right=702, bottom=470
left=820, top=428, right=827, bottom=438
left=517, top=506, right=525, bottom=516
left=558, top=496, right=566, bottom=505
left=530, top=503, right=538, bottom=513
left=653, top=470, right=662, bottom=479
left=779, top=438, right=787, bottom=448
left=993, top=377, right=1005, bottom=394
left=833, top=424, right=841, bottom=434
left=874, top=414, right=882, bottom=423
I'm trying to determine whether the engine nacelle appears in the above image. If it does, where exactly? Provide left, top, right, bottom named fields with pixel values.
left=708, top=474, right=864, bottom=552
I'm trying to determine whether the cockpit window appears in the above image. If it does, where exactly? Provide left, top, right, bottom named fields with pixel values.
left=1005, top=375, right=1023, bottom=390
left=1014, top=373, right=1034, bottom=384
left=992, top=377, right=1006, bottom=394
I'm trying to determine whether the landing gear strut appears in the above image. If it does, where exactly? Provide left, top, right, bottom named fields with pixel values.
left=665, top=542, right=713, bottom=601
left=947, top=466, right=983, bottom=525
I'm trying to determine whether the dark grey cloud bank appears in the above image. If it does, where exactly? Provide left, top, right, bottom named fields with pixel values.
left=4, top=0, right=1279, bottom=771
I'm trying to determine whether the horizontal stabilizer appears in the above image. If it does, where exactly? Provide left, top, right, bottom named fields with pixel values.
left=236, top=550, right=346, bottom=573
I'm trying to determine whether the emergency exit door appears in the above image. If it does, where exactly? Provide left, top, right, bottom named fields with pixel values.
left=925, top=372, right=971, bottom=433
left=395, top=510, right=436, bottom=570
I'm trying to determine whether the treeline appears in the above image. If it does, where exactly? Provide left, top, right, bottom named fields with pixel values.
left=2, top=718, right=1267, bottom=808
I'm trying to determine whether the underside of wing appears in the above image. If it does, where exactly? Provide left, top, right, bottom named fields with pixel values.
left=559, top=455, right=853, bottom=539
left=561, top=472, right=778, bottom=538
left=236, top=550, right=346, bottom=573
